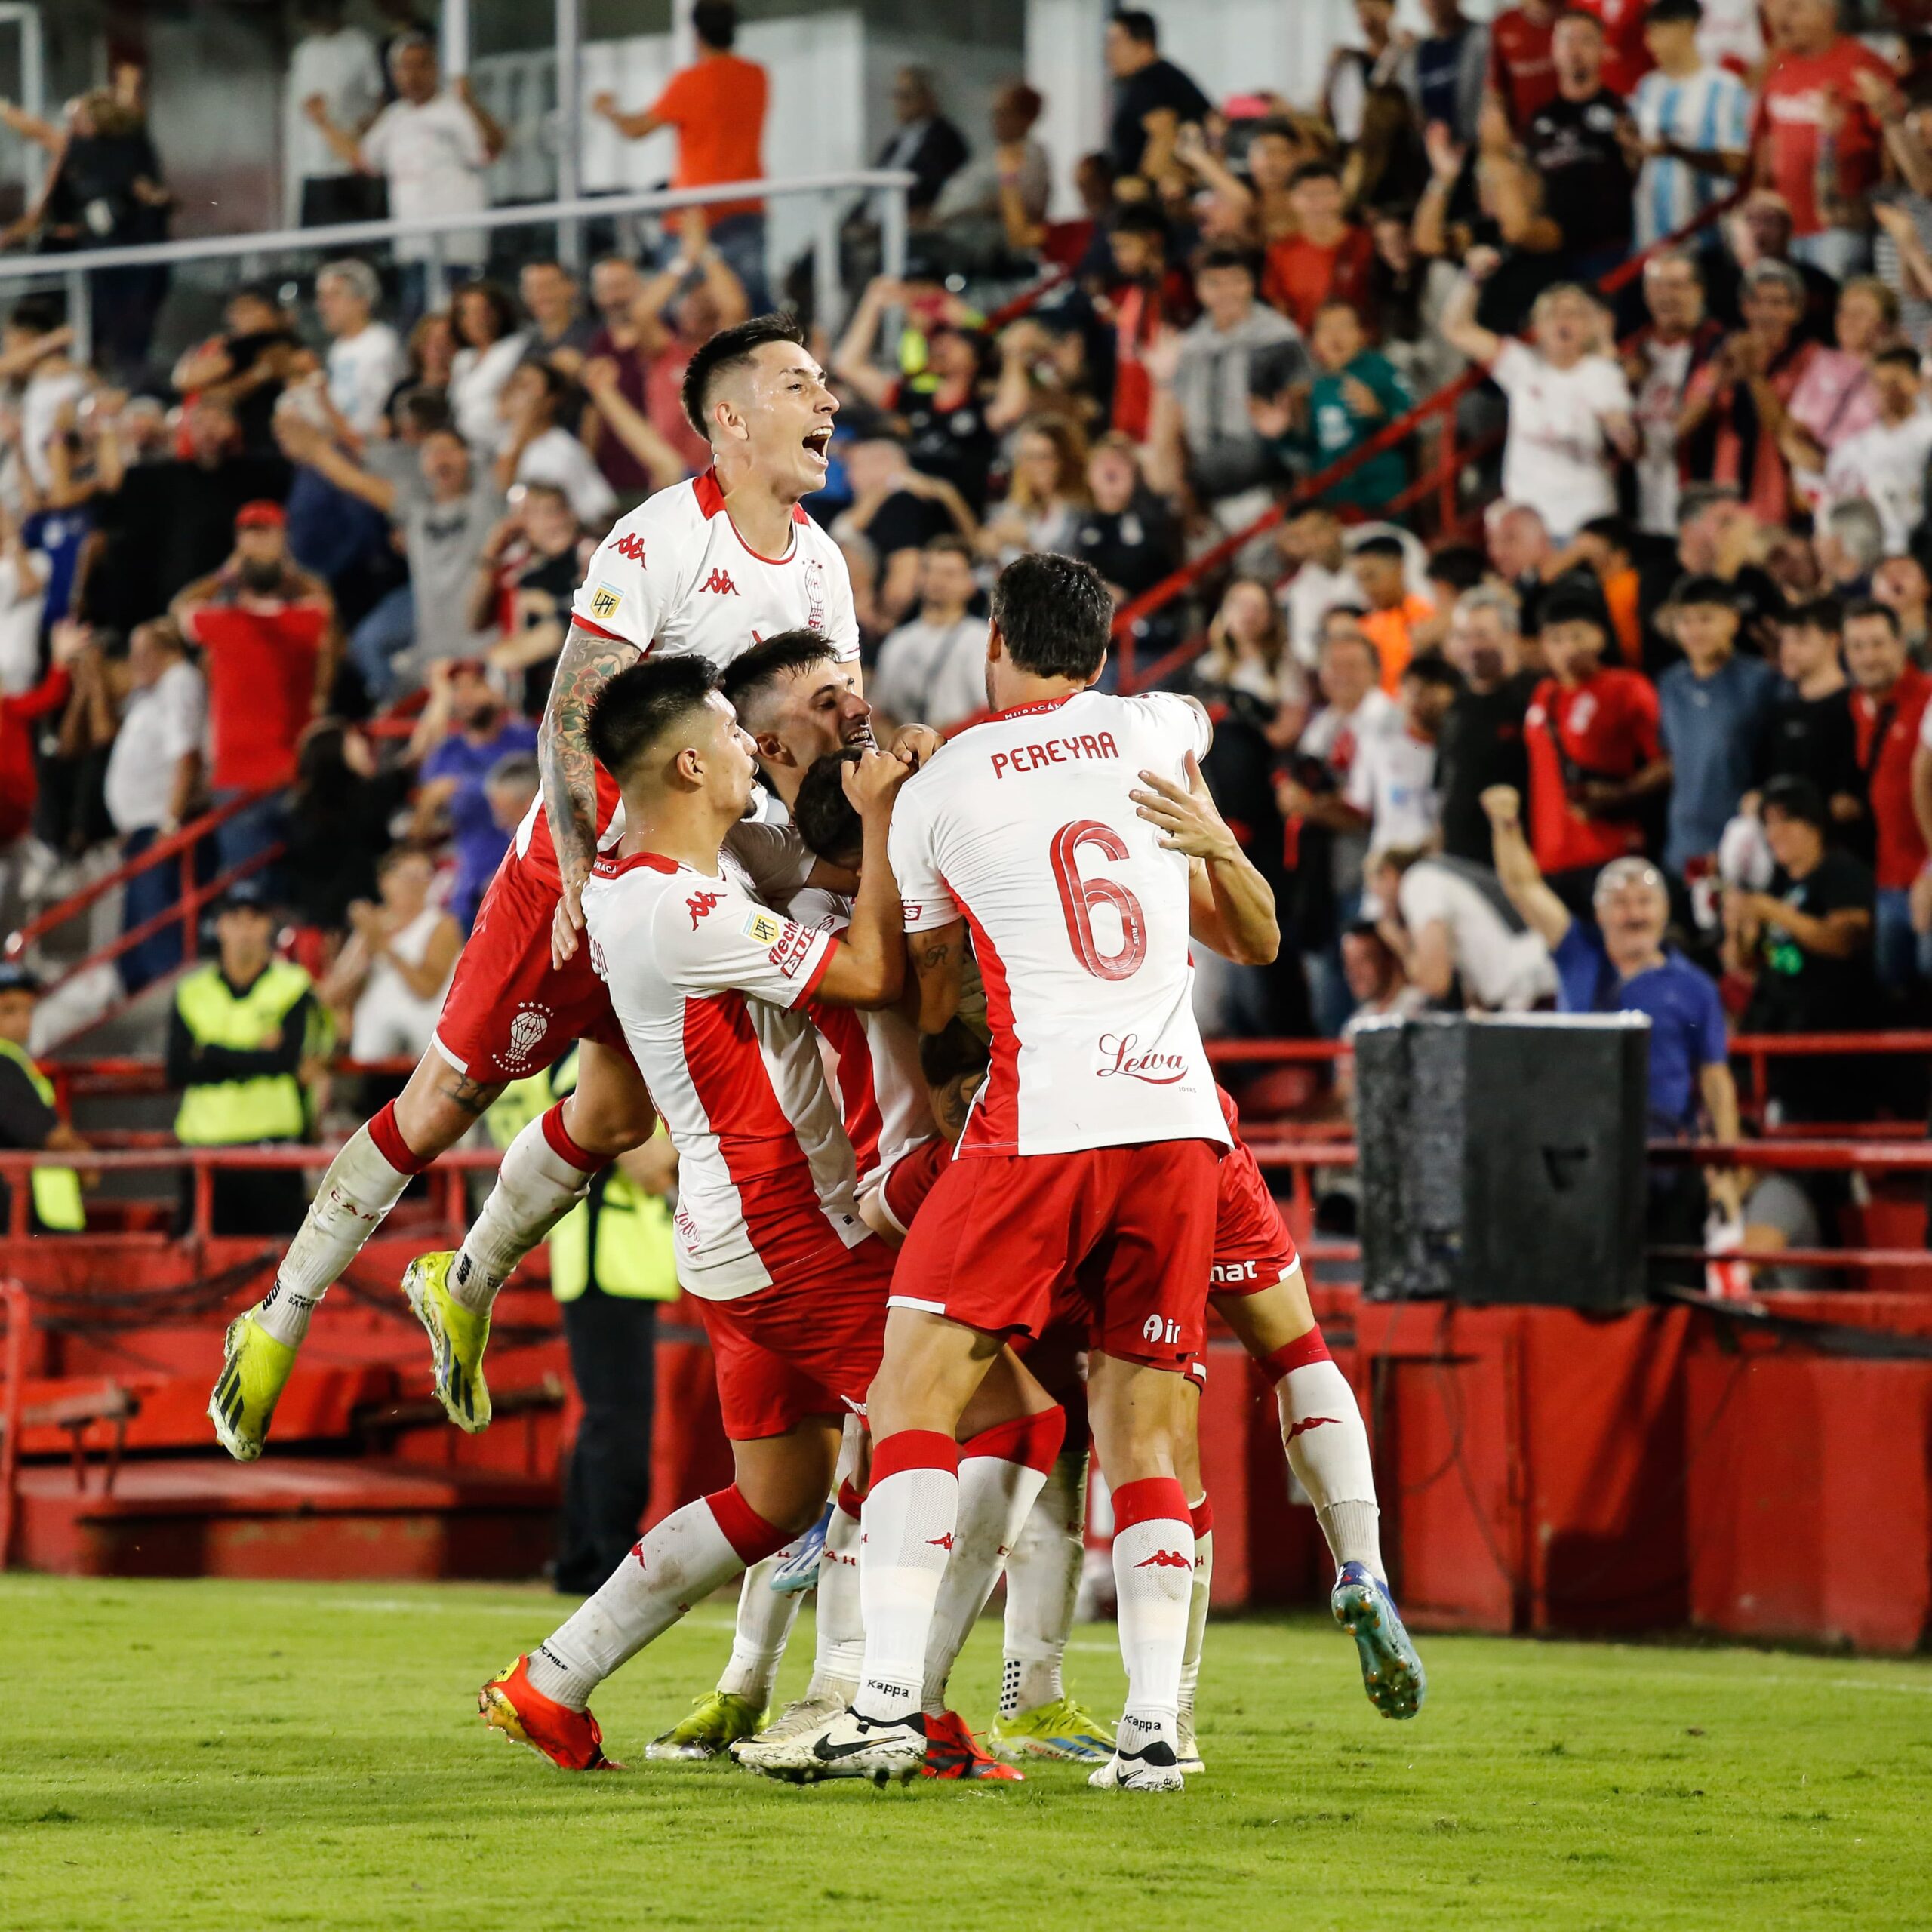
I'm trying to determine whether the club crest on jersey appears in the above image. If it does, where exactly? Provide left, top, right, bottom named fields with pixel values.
left=589, top=580, right=624, bottom=620
left=742, top=907, right=785, bottom=947
left=1097, top=1032, right=1188, bottom=1084
left=700, top=568, right=740, bottom=596
left=688, top=890, right=724, bottom=928
left=503, top=1004, right=552, bottom=1072
left=803, top=554, right=828, bottom=628
left=612, top=533, right=645, bottom=563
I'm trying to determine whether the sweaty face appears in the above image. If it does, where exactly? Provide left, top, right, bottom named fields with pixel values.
left=695, top=693, right=761, bottom=818
left=762, top=660, right=872, bottom=771
left=728, top=342, right=838, bottom=500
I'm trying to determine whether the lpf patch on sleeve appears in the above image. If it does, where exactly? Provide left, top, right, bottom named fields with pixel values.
left=742, top=907, right=785, bottom=947
left=589, top=581, right=624, bottom=621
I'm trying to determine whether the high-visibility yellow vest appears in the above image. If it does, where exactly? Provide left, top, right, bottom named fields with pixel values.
left=0, top=1035, right=83, bottom=1231
left=172, top=959, right=317, bottom=1146
left=483, top=1051, right=678, bottom=1303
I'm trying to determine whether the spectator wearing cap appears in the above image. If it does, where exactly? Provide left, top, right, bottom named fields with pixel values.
left=1442, top=275, right=1636, bottom=545
left=1524, top=586, right=1669, bottom=909
left=1105, top=10, right=1212, bottom=180
left=0, top=963, right=90, bottom=1233
left=1486, top=783, right=1743, bottom=1264
left=1724, top=774, right=1878, bottom=1121
left=1437, top=584, right=1540, bottom=865
left=171, top=503, right=336, bottom=877
left=1657, top=574, right=1778, bottom=877
left=103, top=618, right=207, bottom=993
left=1522, top=8, right=1635, bottom=281
left=166, top=880, right=324, bottom=1236
left=1626, top=0, right=1752, bottom=253
left=1821, top=347, right=1932, bottom=557
left=1844, top=598, right=1932, bottom=993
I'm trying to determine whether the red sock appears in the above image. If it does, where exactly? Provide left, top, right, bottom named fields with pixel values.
left=540, top=1101, right=603, bottom=1177
left=1261, top=1325, right=1331, bottom=1388
left=368, top=1100, right=432, bottom=1175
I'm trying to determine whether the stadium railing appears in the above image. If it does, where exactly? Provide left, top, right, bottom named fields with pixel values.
left=0, top=1278, right=24, bottom=1567
left=0, top=168, right=918, bottom=361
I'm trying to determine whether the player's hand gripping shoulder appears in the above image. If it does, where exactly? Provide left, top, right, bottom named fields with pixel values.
left=543, top=620, right=641, bottom=968
left=814, top=747, right=915, bottom=1009
left=1136, top=752, right=1281, bottom=967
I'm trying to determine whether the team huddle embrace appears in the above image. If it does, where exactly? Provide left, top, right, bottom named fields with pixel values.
left=208, top=315, right=1423, bottom=1792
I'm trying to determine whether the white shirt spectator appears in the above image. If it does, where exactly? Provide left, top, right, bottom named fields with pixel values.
left=1696, top=0, right=1764, bottom=75
left=1300, top=685, right=1401, bottom=898
left=1395, top=857, right=1557, bottom=1011
left=1490, top=341, right=1632, bottom=543
left=1632, top=335, right=1698, bottom=537
left=0, top=547, right=47, bottom=694
left=869, top=614, right=988, bottom=731
left=1823, top=411, right=1932, bottom=554
left=20, top=367, right=90, bottom=497
left=450, top=333, right=530, bottom=452
left=326, top=321, right=408, bottom=439
left=1630, top=64, right=1753, bottom=251
left=1346, top=724, right=1438, bottom=857
left=285, top=23, right=383, bottom=215
left=349, top=903, right=456, bottom=1060
left=105, top=657, right=206, bottom=835
left=515, top=426, right=618, bottom=528
left=1281, top=522, right=1432, bottom=669
left=359, top=92, right=490, bottom=265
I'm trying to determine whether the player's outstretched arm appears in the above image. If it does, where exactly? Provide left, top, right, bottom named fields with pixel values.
left=542, top=620, right=640, bottom=964
left=814, top=749, right=912, bottom=1009
left=1481, top=784, right=1573, bottom=952
left=1134, top=752, right=1281, bottom=966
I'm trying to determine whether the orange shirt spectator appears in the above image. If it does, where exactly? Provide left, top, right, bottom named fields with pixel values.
left=1361, top=594, right=1433, bottom=694
left=1352, top=535, right=1431, bottom=692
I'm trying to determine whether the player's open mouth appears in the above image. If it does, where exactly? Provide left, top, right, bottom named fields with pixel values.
left=803, top=429, right=832, bottom=466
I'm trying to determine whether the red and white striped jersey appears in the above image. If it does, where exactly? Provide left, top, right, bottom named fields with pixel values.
left=889, top=688, right=1231, bottom=1159
left=789, top=881, right=937, bottom=1190
left=581, top=844, right=868, bottom=1300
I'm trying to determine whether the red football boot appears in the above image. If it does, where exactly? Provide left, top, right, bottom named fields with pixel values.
left=921, top=1709, right=1024, bottom=1781
left=478, top=1657, right=621, bottom=1770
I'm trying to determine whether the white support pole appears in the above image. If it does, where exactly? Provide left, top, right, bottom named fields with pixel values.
left=441, top=0, right=471, bottom=77
left=555, top=0, right=583, bottom=270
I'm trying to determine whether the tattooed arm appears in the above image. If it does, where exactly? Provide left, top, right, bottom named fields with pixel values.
left=907, top=919, right=967, bottom=1034
left=541, top=620, right=641, bottom=965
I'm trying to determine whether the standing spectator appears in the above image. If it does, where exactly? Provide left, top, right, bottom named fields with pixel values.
left=517, top=259, right=596, bottom=370
left=281, top=721, right=411, bottom=931
left=872, top=68, right=970, bottom=225
left=1486, top=0, right=1561, bottom=135
left=1063, top=432, right=1181, bottom=614
left=1260, top=163, right=1375, bottom=335
left=172, top=285, right=306, bottom=458
left=320, top=844, right=460, bottom=1062
left=309, top=35, right=506, bottom=319
left=977, top=416, right=1088, bottom=565
left=593, top=1, right=769, bottom=303
left=285, top=0, right=384, bottom=227
left=1524, top=8, right=1636, bottom=280
left=933, top=82, right=1052, bottom=268
left=1263, top=300, right=1411, bottom=512
left=171, top=505, right=335, bottom=874
left=1443, top=272, right=1635, bottom=543
left=1626, top=0, right=1752, bottom=252
left=1402, top=0, right=1489, bottom=148
left=0, top=962, right=89, bottom=1232
left=1749, top=0, right=1893, bottom=281
left=1346, top=654, right=1460, bottom=862
left=104, top=619, right=205, bottom=992
left=869, top=535, right=989, bottom=734
left=1524, top=586, right=1669, bottom=906
left=1105, top=11, right=1211, bottom=180
left=1368, top=844, right=1557, bottom=1011
left=0, top=297, right=88, bottom=500
left=1352, top=533, right=1434, bottom=694
left=1278, top=505, right=1363, bottom=670
left=408, top=658, right=539, bottom=931
left=1756, top=598, right=1862, bottom=840
left=447, top=282, right=528, bottom=457
left=580, top=255, right=655, bottom=505
left=494, top=361, right=617, bottom=529
left=1197, top=576, right=1303, bottom=724
left=1678, top=260, right=1818, bottom=528
left=167, top=880, right=323, bottom=1238
left=1821, top=347, right=1932, bottom=556
left=479, top=479, right=593, bottom=717
left=1657, top=574, right=1778, bottom=877
left=316, top=259, right=408, bottom=440
left=1844, top=598, right=1932, bottom=993
left=626, top=214, right=752, bottom=480
left=1153, top=248, right=1306, bottom=533
left=1437, top=583, right=1539, bottom=864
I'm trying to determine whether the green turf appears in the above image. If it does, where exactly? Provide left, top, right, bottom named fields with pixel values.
left=2, top=1574, right=1930, bottom=1930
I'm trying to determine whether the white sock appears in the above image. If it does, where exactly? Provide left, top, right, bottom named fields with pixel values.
left=1000, top=1445, right=1088, bottom=1718
left=807, top=1494, right=864, bottom=1699
left=1280, top=1358, right=1384, bottom=1578
left=448, top=1108, right=592, bottom=1315
left=855, top=1432, right=958, bottom=1724
left=1178, top=1515, right=1213, bottom=1715
left=255, top=1120, right=416, bottom=1346
left=1109, top=1478, right=1195, bottom=1757
left=919, top=1428, right=1057, bottom=1717
left=526, top=1487, right=774, bottom=1709
left=715, top=1551, right=803, bottom=1706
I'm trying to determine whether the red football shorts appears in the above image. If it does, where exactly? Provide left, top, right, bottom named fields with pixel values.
left=1208, top=1135, right=1299, bottom=1299
left=432, top=844, right=630, bottom=1083
left=697, top=1236, right=894, bottom=1440
left=888, top=1140, right=1220, bottom=1373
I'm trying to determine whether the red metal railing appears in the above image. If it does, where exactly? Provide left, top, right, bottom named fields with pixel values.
left=0, top=1279, right=26, bottom=1568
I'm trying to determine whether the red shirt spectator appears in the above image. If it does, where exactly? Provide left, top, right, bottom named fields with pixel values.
left=1263, top=228, right=1374, bottom=335
left=0, top=664, right=72, bottom=844
left=1752, top=32, right=1893, bottom=239
left=1488, top=2, right=1560, bottom=132
left=1575, top=0, right=1651, bottom=97
left=1848, top=631, right=1931, bottom=891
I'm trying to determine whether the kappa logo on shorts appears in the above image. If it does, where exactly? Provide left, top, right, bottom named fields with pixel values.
left=1140, top=1313, right=1184, bottom=1347
left=503, top=1004, right=552, bottom=1072
left=589, top=580, right=624, bottom=620
left=687, top=890, right=724, bottom=928
left=611, top=533, right=645, bottom=564
left=742, top=906, right=785, bottom=947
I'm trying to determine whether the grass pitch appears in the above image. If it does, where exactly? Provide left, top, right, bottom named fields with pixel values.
left=2, top=1575, right=1929, bottom=1931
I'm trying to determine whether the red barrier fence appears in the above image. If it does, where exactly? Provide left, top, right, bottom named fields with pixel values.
left=0, top=1279, right=26, bottom=1567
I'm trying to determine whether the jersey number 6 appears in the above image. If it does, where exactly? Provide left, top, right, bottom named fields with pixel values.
left=1051, top=819, right=1147, bottom=983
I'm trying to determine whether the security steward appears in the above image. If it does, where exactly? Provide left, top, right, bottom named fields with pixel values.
left=486, top=1046, right=677, bottom=1593
left=167, top=878, right=327, bottom=1236
left=0, top=963, right=89, bottom=1232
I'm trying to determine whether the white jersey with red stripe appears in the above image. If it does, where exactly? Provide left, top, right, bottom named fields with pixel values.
left=789, top=882, right=937, bottom=1189
left=581, top=844, right=868, bottom=1300
left=890, top=688, right=1231, bottom=1159
left=514, top=470, right=860, bottom=889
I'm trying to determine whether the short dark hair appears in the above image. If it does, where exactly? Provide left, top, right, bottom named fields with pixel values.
left=1842, top=595, right=1902, bottom=636
left=717, top=627, right=842, bottom=726
left=919, top=1016, right=990, bottom=1092
left=1112, top=9, right=1159, bottom=48
left=1355, top=534, right=1407, bottom=565
left=455, top=278, right=521, bottom=343
left=924, top=532, right=976, bottom=565
left=1539, top=589, right=1608, bottom=635
left=1195, top=244, right=1258, bottom=281
left=1111, top=202, right=1168, bottom=239
left=679, top=312, right=807, bottom=442
left=991, top=553, right=1113, bottom=681
left=1872, top=344, right=1921, bottom=375
left=1556, top=4, right=1605, bottom=27
left=586, top=655, right=721, bottom=782
left=1578, top=513, right=1634, bottom=555
left=392, top=384, right=453, bottom=437
left=1761, top=773, right=1829, bottom=830
left=792, top=751, right=863, bottom=866
left=692, top=0, right=737, bottom=49
left=1427, top=543, right=1488, bottom=597
left=1289, top=160, right=1342, bottom=189
left=6, top=292, right=63, bottom=336
left=1645, top=0, right=1702, bottom=24
left=1789, top=595, right=1844, bottom=634
left=1401, top=653, right=1463, bottom=694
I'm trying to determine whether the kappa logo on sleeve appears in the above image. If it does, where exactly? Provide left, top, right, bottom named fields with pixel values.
left=687, top=890, right=724, bottom=928
left=742, top=907, right=785, bottom=947
left=589, top=581, right=624, bottom=620
left=611, top=533, right=645, bottom=564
